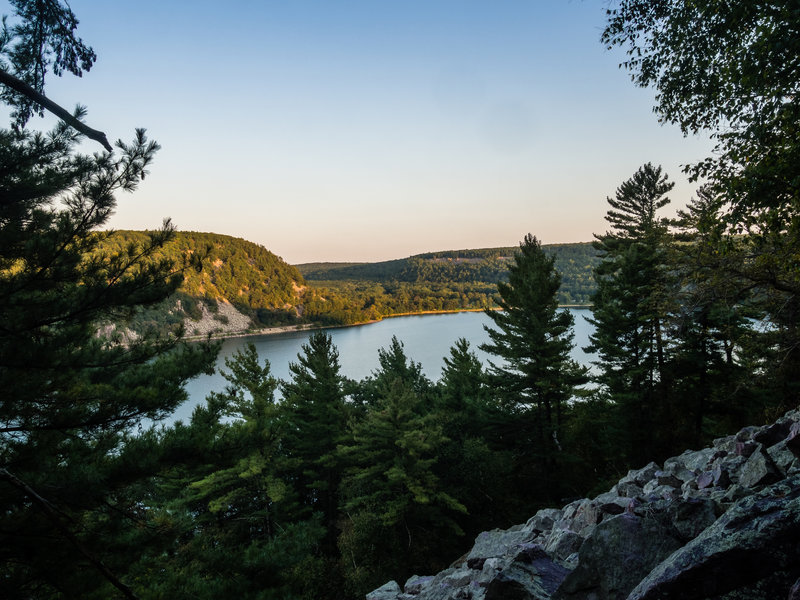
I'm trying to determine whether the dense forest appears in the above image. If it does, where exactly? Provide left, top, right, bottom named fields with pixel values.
left=299, top=242, right=599, bottom=308
left=100, top=233, right=598, bottom=336
left=97, top=231, right=309, bottom=332
left=1, top=2, right=799, bottom=600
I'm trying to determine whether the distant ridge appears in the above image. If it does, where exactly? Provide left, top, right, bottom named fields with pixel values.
left=98, top=233, right=599, bottom=336
left=296, top=242, right=599, bottom=306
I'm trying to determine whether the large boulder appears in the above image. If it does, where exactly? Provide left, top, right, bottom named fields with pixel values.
left=553, top=512, right=683, bottom=600
left=662, top=497, right=718, bottom=542
left=404, top=575, right=434, bottom=595
left=737, top=445, right=781, bottom=488
left=611, top=462, right=659, bottom=500
left=554, top=499, right=600, bottom=537
left=544, top=529, right=584, bottom=563
left=367, top=581, right=403, bottom=600
left=466, top=526, right=538, bottom=566
left=768, top=439, right=798, bottom=474
left=665, top=448, right=716, bottom=473
left=415, top=567, right=475, bottom=600
left=411, top=545, right=571, bottom=600
left=627, top=474, right=800, bottom=600
left=366, top=409, right=800, bottom=600
left=483, top=545, right=571, bottom=600
left=526, top=508, right=564, bottom=535
left=753, top=420, right=793, bottom=447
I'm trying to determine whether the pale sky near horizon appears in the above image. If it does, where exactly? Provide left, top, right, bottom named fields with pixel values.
left=30, top=1, right=713, bottom=264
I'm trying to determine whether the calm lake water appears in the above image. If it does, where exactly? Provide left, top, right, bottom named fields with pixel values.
left=177, top=308, right=595, bottom=422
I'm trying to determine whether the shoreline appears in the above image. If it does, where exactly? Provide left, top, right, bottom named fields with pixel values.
left=183, top=305, right=592, bottom=343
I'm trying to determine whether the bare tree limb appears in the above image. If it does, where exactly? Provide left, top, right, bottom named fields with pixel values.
left=0, top=68, right=112, bottom=151
left=0, top=467, right=138, bottom=599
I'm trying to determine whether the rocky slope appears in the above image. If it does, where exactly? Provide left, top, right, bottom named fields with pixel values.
left=182, top=299, right=257, bottom=337
left=368, top=410, right=800, bottom=600
left=94, top=231, right=318, bottom=335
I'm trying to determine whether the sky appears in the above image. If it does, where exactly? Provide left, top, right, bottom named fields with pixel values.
left=32, top=0, right=713, bottom=264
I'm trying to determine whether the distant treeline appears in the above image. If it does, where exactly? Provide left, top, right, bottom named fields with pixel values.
left=298, top=242, right=599, bottom=308
left=98, top=234, right=598, bottom=334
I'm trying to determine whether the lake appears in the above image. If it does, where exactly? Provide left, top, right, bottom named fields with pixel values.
left=177, top=308, right=595, bottom=422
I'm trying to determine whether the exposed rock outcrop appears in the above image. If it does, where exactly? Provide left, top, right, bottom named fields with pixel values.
left=369, top=409, right=800, bottom=600
left=185, top=300, right=255, bottom=336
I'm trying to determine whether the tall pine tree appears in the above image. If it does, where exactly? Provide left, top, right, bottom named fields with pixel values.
left=338, top=377, right=465, bottom=597
left=587, top=163, right=675, bottom=464
left=436, top=338, right=516, bottom=533
left=670, top=188, right=755, bottom=442
left=280, top=332, right=348, bottom=550
left=481, top=233, right=587, bottom=504
left=0, top=2, right=216, bottom=596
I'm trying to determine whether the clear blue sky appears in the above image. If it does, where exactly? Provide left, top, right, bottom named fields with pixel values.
left=36, top=1, right=712, bottom=263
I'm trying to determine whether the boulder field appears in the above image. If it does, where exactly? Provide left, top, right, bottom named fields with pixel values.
left=368, top=409, right=800, bottom=600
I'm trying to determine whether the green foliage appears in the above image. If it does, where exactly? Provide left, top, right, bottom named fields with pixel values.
left=0, top=3, right=218, bottom=596
left=98, top=230, right=307, bottom=329
left=562, top=395, right=624, bottom=497
left=584, top=161, right=788, bottom=468
left=298, top=242, right=600, bottom=309
left=439, top=337, right=488, bottom=424
left=280, top=332, right=348, bottom=548
left=91, top=238, right=600, bottom=335
left=0, top=129, right=219, bottom=597
left=435, top=339, right=519, bottom=531
left=305, top=279, right=497, bottom=323
left=7, top=2, right=800, bottom=598
left=481, top=234, right=588, bottom=505
left=338, top=376, right=466, bottom=594
left=299, top=258, right=409, bottom=281
left=130, top=345, right=331, bottom=600
left=355, top=336, right=434, bottom=407
left=603, top=0, right=800, bottom=417
left=669, top=189, right=760, bottom=441
left=587, top=163, right=676, bottom=462
left=603, top=0, right=800, bottom=211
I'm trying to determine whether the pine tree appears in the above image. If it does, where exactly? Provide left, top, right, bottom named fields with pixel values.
left=436, top=338, right=517, bottom=532
left=480, top=233, right=587, bottom=503
left=587, top=163, right=676, bottom=463
left=0, top=2, right=216, bottom=595
left=338, top=377, right=465, bottom=596
left=438, top=338, right=488, bottom=440
left=280, top=332, right=348, bottom=547
left=129, top=344, right=326, bottom=599
left=354, top=335, right=433, bottom=408
left=603, top=1, right=800, bottom=421
left=670, top=188, right=755, bottom=442
left=441, top=338, right=484, bottom=402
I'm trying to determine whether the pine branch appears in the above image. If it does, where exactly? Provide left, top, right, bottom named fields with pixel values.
left=0, top=68, right=112, bottom=151
left=0, top=467, right=138, bottom=599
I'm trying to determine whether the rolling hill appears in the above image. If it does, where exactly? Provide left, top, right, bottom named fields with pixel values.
left=297, top=242, right=599, bottom=306
left=99, top=233, right=598, bottom=336
left=98, top=231, right=310, bottom=336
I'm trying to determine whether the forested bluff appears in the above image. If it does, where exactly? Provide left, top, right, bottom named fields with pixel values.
left=101, top=230, right=599, bottom=338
